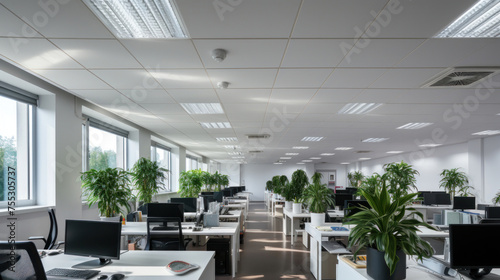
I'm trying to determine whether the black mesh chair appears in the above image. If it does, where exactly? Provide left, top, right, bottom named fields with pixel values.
left=0, top=241, right=47, bottom=280
left=29, top=209, right=63, bottom=250
left=145, top=217, right=192, bottom=251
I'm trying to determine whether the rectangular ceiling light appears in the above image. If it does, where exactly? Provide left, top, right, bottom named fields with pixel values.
left=335, top=147, right=353, bottom=151
left=472, top=130, right=500, bottom=135
left=286, top=153, right=299, bottom=156
left=397, top=123, right=433, bottom=130
left=232, top=156, right=244, bottom=159
left=387, top=151, right=404, bottom=154
left=181, top=103, right=224, bottom=114
left=340, top=162, right=350, bottom=165
left=280, top=157, right=292, bottom=160
left=302, top=160, right=313, bottom=162
left=419, top=143, right=442, bottom=148
left=83, top=0, right=188, bottom=38
left=200, top=122, right=231, bottom=129
left=301, top=136, right=324, bottom=142
left=228, top=151, right=243, bottom=155
left=223, top=145, right=240, bottom=149
left=273, top=162, right=283, bottom=165
left=310, top=157, right=321, bottom=160
left=361, top=138, right=389, bottom=143
left=338, top=103, right=383, bottom=115
left=436, top=0, right=500, bottom=38
left=216, top=137, right=237, bottom=142
left=359, top=158, right=371, bottom=160
left=297, top=162, right=305, bottom=165
left=320, top=153, right=335, bottom=156
left=293, top=146, right=309, bottom=149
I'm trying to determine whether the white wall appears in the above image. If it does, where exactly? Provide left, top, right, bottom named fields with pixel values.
left=221, top=163, right=241, bottom=186
left=483, top=135, right=500, bottom=204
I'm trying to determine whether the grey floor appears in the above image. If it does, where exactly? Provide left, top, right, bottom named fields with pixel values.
left=216, top=202, right=315, bottom=280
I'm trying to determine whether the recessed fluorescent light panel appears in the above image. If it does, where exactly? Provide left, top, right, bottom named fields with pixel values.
left=83, top=0, right=188, bottom=38
left=436, top=0, right=500, bottom=38
left=232, top=156, right=244, bottom=159
left=273, top=162, right=283, bottom=165
left=320, top=153, right=335, bottom=156
left=228, top=152, right=243, bottom=155
left=397, top=123, right=433, bottom=130
left=216, top=137, right=237, bottom=142
left=200, top=122, right=231, bottom=129
left=387, top=151, right=404, bottom=154
left=297, top=162, right=305, bottom=165
left=301, top=137, right=324, bottom=142
left=359, top=158, right=371, bottom=160
left=293, top=146, right=309, bottom=149
left=310, top=157, right=321, bottom=160
left=361, top=138, right=389, bottom=143
left=302, top=160, right=313, bottom=162
left=419, top=143, right=442, bottom=148
left=338, top=103, right=383, bottom=115
left=340, top=162, right=350, bottom=165
left=223, top=145, right=240, bottom=149
left=335, top=147, right=353, bottom=151
left=472, top=130, right=500, bottom=135
left=280, top=157, right=292, bottom=160
left=286, top=153, right=299, bottom=156
left=181, top=103, right=224, bottom=114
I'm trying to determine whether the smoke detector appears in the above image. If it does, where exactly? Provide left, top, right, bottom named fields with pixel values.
left=217, top=81, right=229, bottom=89
left=211, top=48, right=227, bottom=62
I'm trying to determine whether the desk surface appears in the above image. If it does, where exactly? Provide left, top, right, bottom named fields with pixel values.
left=41, top=251, right=215, bottom=280
left=283, top=208, right=345, bottom=218
left=306, top=223, right=448, bottom=239
left=122, top=222, right=239, bottom=236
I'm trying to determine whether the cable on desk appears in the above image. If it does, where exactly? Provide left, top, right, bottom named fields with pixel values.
left=407, top=264, right=460, bottom=280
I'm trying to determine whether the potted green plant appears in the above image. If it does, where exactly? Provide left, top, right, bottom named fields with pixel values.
left=344, top=183, right=435, bottom=280
left=130, top=157, right=167, bottom=209
left=291, top=169, right=309, bottom=214
left=201, top=171, right=216, bottom=192
left=493, top=191, right=500, bottom=205
left=384, top=161, right=419, bottom=198
left=220, top=174, right=230, bottom=190
left=302, top=172, right=334, bottom=226
left=439, top=168, right=471, bottom=199
left=212, top=171, right=223, bottom=191
left=347, top=171, right=364, bottom=187
left=178, top=169, right=204, bottom=198
left=81, top=167, right=132, bottom=220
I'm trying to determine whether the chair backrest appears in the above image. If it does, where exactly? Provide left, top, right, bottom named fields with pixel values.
left=45, top=209, right=58, bottom=250
left=145, top=217, right=185, bottom=251
left=0, top=241, right=47, bottom=280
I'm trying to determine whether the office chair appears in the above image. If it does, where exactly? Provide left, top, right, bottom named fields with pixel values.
left=28, top=209, right=63, bottom=250
left=0, top=241, right=47, bottom=280
left=145, top=217, right=192, bottom=251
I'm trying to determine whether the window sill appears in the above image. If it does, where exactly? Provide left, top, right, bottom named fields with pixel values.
left=0, top=205, right=52, bottom=217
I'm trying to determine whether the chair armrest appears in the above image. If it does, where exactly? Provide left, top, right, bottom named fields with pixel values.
left=55, top=241, right=65, bottom=249
left=28, top=236, right=47, bottom=243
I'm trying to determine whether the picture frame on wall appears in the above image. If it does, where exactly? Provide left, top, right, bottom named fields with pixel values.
left=328, top=172, right=336, bottom=185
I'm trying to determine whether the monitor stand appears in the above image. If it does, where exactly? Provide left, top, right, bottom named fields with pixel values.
left=72, top=258, right=112, bottom=269
left=468, top=268, right=492, bottom=279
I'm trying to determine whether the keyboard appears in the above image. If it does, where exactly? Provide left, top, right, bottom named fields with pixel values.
left=46, top=268, right=100, bottom=279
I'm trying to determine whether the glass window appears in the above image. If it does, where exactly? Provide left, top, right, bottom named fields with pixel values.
left=186, top=155, right=199, bottom=171
left=151, top=143, right=171, bottom=192
left=0, top=95, right=34, bottom=207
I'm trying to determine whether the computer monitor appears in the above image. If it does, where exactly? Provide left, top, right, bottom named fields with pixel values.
left=170, top=197, right=197, bottom=213
left=344, top=200, right=371, bottom=217
left=485, top=206, right=500, bottom=218
left=334, top=194, right=353, bottom=210
left=213, top=191, right=223, bottom=203
left=417, top=191, right=431, bottom=200
left=147, top=203, right=184, bottom=222
left=222, top=189, right=231, bottom=198
left=201, top=195, right=215, bottom=212
left=64, top=220, right=121, bottom=268
left=423, top=192, right=451, bottom=205
left=201, top=192, right=214, bottom=196
left=480, top=218, right=500, bottom=224
left=449, top=224, right=500, bottom=278
left=453, top=196, right=476, bottom=210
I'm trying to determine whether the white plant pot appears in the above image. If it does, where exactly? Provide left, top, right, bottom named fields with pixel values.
left=310, top=212, right=325, bottom=226
left=293, top=203, right=302, bottom=214
left=100, top=216, right=121, bottom=222
left=285, top=201, right=293, bottom=211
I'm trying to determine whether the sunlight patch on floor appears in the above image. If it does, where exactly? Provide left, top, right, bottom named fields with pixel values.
left=264, top=246, right=309, bottom=253
left=249, top=239, right=287, bottom=243
left=238, top=275, right=265, bottom=279
left=281, top=275, right=307, bottom=279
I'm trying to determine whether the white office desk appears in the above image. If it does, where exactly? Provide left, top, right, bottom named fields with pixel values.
left=122, top=222, right=239, bottom=277
left=412, top=205, right=452, bottom=221
left=41, top=250, right=215, bottom=280
left=270, top=198, right=284, bottom=216
left=224, top=203, right=247, bottom=220
left=282, top=209, right=345, bottom=245
left=306, top=223, right=448, bottom=280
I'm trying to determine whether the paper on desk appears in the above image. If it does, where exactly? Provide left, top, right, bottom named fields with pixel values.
left=316, top=226, right=333, bottom=231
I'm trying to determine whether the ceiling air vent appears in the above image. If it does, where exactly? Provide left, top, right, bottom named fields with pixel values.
left=356, top=150, right=372, bottom=154
left=423, top=68, right=500, bottom=88
left=246, top=134, right=270, bottom=139
left=248, top=150, right=263, bottom=153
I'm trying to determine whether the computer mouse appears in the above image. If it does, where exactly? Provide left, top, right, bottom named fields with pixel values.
left=110, top=273, right=125, bottom=280
left=98, top=275, right=108, bottom=280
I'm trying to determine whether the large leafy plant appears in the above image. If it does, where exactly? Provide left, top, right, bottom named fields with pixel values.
left=290, top=169, right=309, bottom=203
left=344, top=183, right=435, bottom=276
left=302, top=172, right=334, bottom=213
left=493, top=191, right=500, bottom=205
left=439, top=168, right=473, bottom=197
left=347, top=171, right=364, bottom=187
left=383, top=161, right=419, bottom=198
left=178, top=169, right=204, bottom=198
left=81, top=168, right=132, bottom=218
left=130, top=157, right=167, bottom=204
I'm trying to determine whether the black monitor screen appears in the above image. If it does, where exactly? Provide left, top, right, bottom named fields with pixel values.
left=170, top=198, right=197, bottom=213
left=423, top=193, right=451, bottom=205
left=65, top=220, right=121, bottom=267
left=147, top=203, right=184, bottom=221
left=417, top=191, right=431, bottom=199
left=450, top=224, right=500, bottom=269
left=485, top=206, right=500, bottom=218
left=222, top=189, right=231, bottom=197
left=334, top=194, right=353, bottom=210
left=201, top=192, right=214, bottom=196
left=201, top=195, right=215, bottom=211
left=213, top=191, right=223, bottom=203
left=453, top=196, right=476, bottom=210
left=344, top=200, right=371, bottom=217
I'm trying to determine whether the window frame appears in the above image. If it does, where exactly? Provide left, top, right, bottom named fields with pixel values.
left=151, top=142, right=172, bottom=192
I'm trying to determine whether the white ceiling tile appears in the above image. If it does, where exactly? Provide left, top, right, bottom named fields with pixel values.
left=274, top=69, right=332, bottom=88
left=309, top=89, right=361, bottom=103
left=176, top=0, right=301, bottom=38
left=292, top=0, right=387, bottom=38
left=370, top=0, right=477, bottom=38
left=33, top=69, right=110, bottom=89
left=339, top=39, right=424, bottom=67
left=71, top=89, right=124, bottom=105
left=450, top=40, right=500, bottom=68
left=167, top=89, right=219, bottom=103
left=142, top=103, right=186, bottom=115
left=190, top=115, right=229, bottom=122
left=119, top=89, right=175, bottom=104
left=217, top=89, right=271, bottom=104
left=0, top=38, right=81, bottom=69
left=282, top=39, right=349, bottom=68
left=52, top=39, right=141, bottom=69
left=0, top=5, right=41, bottom=37
left=323, top=68, right=387, bottom=88
left=207, top=69, right=278, bottom=88
left=121, top=39, right=203, bottom=68
left=152, top=69, right=212, bottom=89
left=370, top=68, right=446, bottom=89
left=1, top=0, right=113, bottom=38
left=396, top=39, right=490, bottom=68
left=194, top=39, right=287, bottom=68
left=301, top=103, right=345, bottom=114
left=91, top=69, right=160, bottom=90
left=267, top=102, right=305, bottom=114
left=156, top=114, right=194, bottom=123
